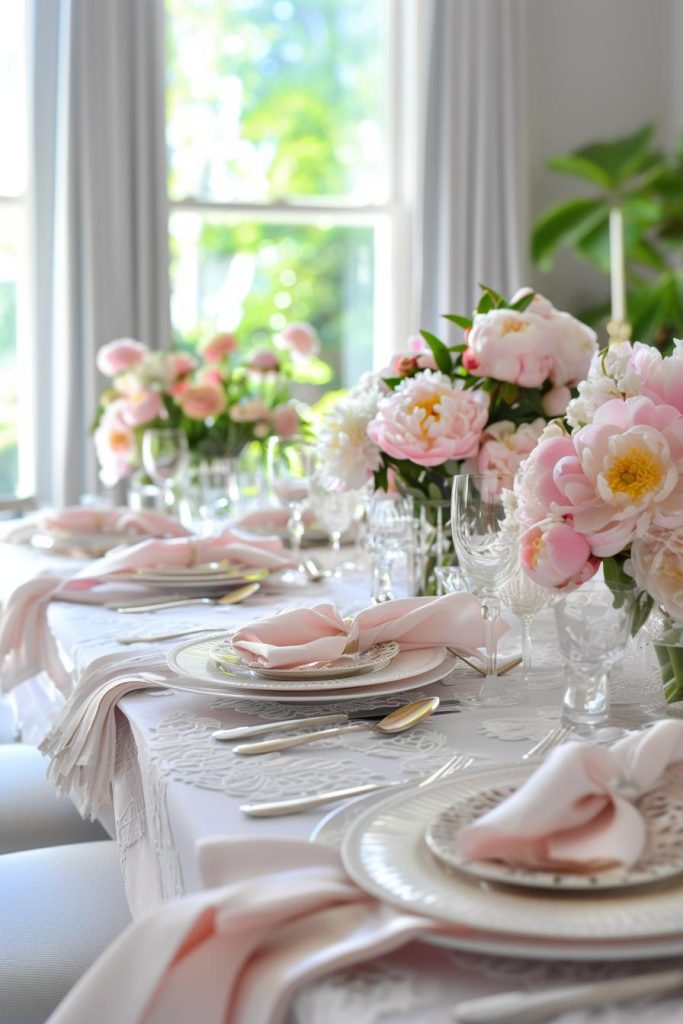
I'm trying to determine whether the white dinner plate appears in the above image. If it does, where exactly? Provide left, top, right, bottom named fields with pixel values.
left=209, top=639, right=400, bottom=681
left=114, top=567, right=269, bottom=592
left=310, top=779, right=683, bottom=961
left=340, top=764, right=683, bottom=948
left=30, top=529, right=144, bottom=555
left=165, top=645, right=456, bottom=703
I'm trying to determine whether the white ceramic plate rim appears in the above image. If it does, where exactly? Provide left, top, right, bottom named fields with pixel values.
left=164, top=649, right=455, bottom=703
left=208, top=639, right=400, bottom=682
left=340, top=765, right=683, bottom=943
left=167, top=642, right=446, bottom=693
left=309, top=776, right=683, bottom=961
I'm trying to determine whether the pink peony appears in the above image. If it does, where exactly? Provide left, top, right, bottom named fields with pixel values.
left=464, top=309, right=555, bottom=387
left=279, top=322, right=320, bottom=358
left=271, top=404, right=300, bottom=437
left=520, top=518, right=599, bottom=589
left=471, top=418, right=546, bottom=478
left=94, top=401, right=137, bottom=486
left=96, top=338, right=148, bottom=377
left=629, top=342, right=683, bottom=415
left=201, top=333, right=238, bottom=362
left=178, top=383, right=226, bottom=420
left=249, top=349, right=281, bottom=372
left=367, top=371, right=490, bottom=468
left=168, top=352, right=196, bottom=379
left=629, top=529, right=683, bottom=624
left=390, top=354, right=419, bottom=377
left=119, top=389, right=165, bottom=427
left=541, top=385, right=572, bottom=417
left=406, top=334, right=438, bottom=370
left=229, top=399, right=271, bottom=423
left=548, top=311, right=598, bottom=387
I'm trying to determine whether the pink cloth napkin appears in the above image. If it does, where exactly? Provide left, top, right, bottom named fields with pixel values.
left=48, top=838, right=437, bottom=1024
left=0, top=530, right=293, bottom=696
left=457, top=721, right=683, bottom=872
left=232, top=594, right=507, bottom=668
left=232, top=506, right=315, bottom=532
left=6, top=506, right=190, bottom=544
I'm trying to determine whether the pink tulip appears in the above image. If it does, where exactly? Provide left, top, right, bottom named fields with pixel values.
left=271, top=404, right=300, bottom=437
left=120, top=390, right=165, bottom=427
left=179, top=383, right=226, bottom=420
left=96, top=338, right=148, bottom=377
left=520, top=518, right=599, bottom=589
left=279, top=322, right=320, bottom=358
left=201, top=333, right=238, bottom=363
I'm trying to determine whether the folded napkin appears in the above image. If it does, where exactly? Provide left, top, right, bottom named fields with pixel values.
left=232, top=593, right=508, bottom=668
left=40, top=648, right=171, bottom=819
left=0, top=530, right=293, bottom=696
left=232, top=506, right=315, bottom=532
left=457, top=721, right=683, bottom=872
left=49, top=837, right=436, bottom=1024
left=6, top=506, right=190, bottom=544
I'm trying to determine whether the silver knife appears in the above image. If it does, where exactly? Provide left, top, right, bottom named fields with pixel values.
left=212, top=700, right=463, bottom=740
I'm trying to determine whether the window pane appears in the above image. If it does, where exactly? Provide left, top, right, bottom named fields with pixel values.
left=0, top=2, right=27, bottom=197
left=166, top=0, right=388, bottom=204
left=169, top=210, right=375, bottom=387
left=0, top=207, right=21, bottom=494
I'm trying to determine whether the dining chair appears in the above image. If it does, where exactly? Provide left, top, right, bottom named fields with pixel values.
left=0, top=840, right=131, bottom=1024
left=0, top=744, right=109, bottom=854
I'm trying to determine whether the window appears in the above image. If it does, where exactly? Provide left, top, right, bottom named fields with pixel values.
left=0, top=1, right=29, bottom=495
left=165, top=0, right=396, bottom=387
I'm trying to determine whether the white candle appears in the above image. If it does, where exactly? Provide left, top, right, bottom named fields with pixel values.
left=609, top=207, right=626, bottom=322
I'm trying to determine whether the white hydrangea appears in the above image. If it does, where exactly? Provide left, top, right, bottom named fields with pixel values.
left=565, top=343, right=641, bottom=429
left=316, top=375, right=385, bottom=490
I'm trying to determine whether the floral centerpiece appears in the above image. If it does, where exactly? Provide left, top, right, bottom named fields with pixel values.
left=513, top=340, right=683, bottom=701
left=93, top=323, right=330, bottom=487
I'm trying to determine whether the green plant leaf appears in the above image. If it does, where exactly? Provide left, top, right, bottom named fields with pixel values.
left=509, top=292, right=536, bottom=312
left=629, top=238, right=669, bottom=272
left=477, top=292, right=495, bottom=314
left=420, top=330, right=453, bottom=374
left=547, top=153, right=614, bottom=190
left=531, top=198, right=608, bottom=270
left=564, top=124, right=657, bottom=189
left=478, top=284, right=505, bottom=307
left=442, top=313, right=472, bottom=329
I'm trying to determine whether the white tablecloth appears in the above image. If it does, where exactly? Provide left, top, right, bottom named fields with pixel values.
left=5, top=540, right=682, bottom=1024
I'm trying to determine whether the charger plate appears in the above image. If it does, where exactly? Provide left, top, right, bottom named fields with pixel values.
left=339, top=763, right=683, bottom=950
left=208, top=639, right=400, bottom=681
left=165, top=645, right=455, bottom=703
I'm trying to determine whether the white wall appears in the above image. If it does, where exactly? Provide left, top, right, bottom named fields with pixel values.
left=525, top=0, right=679, bottom=314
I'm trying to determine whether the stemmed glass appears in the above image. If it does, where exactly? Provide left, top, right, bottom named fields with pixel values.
left=141, top=428, right=189, bottom=514
left=500, top=553, right=557, bottom=689
left=308, top=470, right=356, bottom=577
left=268, top=436, right=315, bottom=584
left=451, top=473, right=520, bottom=706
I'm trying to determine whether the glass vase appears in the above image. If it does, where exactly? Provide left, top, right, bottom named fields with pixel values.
left=644, top=606, right=683, bottom=706
left=413, top=497, right=453, bottom=596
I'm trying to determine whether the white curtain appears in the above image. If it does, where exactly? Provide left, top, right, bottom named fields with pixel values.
left=29, top=0, right=170, bottom=505
left=416, top=0, right=529, bottom=339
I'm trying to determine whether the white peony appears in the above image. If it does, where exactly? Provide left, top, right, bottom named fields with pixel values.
left=316, top=377, right=385, bottom=490
left=565, top=343, right=642, bottom=429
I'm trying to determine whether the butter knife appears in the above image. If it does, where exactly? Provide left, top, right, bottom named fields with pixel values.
left=212, top=700, right=463, bottom=740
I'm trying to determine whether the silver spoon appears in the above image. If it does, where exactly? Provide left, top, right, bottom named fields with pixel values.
left=232, top=696, right=440, bottom=755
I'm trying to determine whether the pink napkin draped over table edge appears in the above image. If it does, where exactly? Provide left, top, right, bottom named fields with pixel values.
left=41, top=507, right=192, bottom=538
left=231, top=593, right=509, bottom=668
left=47, top=837, right=447, bottom=1024
left=0, top=528, right=294, bottom=697
left=457, top=720, right=683, bottom=873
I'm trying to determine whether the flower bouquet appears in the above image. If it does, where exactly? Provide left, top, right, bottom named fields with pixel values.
left=93, top=323, right=331, bottom=487
left=513, top=340, right=683, bottom=701
left=317, top=285, right=597, bottom=590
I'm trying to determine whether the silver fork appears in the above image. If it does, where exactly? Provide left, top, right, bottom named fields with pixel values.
left=240, top=751, right=476, bottom=817
left=521, top=725, right=571, bottom=761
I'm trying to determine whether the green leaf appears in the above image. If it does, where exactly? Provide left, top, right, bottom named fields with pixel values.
left=531, top=198, right=608, bottom=270
left=561, top=124, right=657, bottom=190
left=509, top=292, right=536, bottom=312
left=629, top=238, right=669, bottom=272
left=382, top=376, right=404, bottom=390
left=547, top=153, right=614, bottom=190
left=442, top=313, right=472, bottom=330
left=478, top=284, right=505, bottom=307
left=420, top=330, right=453, bottom=374
left=448, top=343, right=467, bottom=352
left=477, top=292, right=495, bottom=315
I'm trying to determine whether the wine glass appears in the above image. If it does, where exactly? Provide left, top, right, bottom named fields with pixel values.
left=308, top=470, right=356, bottom=576
left=500, top=553, right=558, bottom=690
left=267, top=436, right=315, bottom=584
left=141, top=428, right=189, bottom=514
left=451, top=473, right=520, bottom=706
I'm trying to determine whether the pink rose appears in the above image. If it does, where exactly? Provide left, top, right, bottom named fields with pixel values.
left=178, top=384, right=226, bottom=420
left=629, top=342, right=683, bottom=415
left=229, top=399, right=271, bottom=423
left=96, top=338, right=148, bottom=377
left=271, top=404, right=300, bottom=437
left=201, top=333, right=237, bottom=362
left=367, top=370, right=490, bottom=468
left=520, top=518, right=599, bottom=589
left=465, top=309, right=555, bottom=387
left=94, top=401, right=137, bottom=485
left=119, top=389, right=166, bottom=427
left=168, top=352, right=196, bottom=379
left=279, top=322, right=320, bottom=358
left=541, top=385, right=572, bottom=417
left=249, top=349, right=281, bottom=372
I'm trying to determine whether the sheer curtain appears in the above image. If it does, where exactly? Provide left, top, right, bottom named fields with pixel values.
left=29, top=0, right=170, bottom=505
left=414, top=0, right=529, bottom=339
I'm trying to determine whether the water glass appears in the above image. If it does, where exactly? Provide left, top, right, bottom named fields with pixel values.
left=141, top=428, right=189, bottom=514
left=554, top=580, right=637, bottom=730
left=309, top=471, right=356, bottom=576
left=268, top=436, right=315, bottom=583
left=366, top=494, right=416, bottom=602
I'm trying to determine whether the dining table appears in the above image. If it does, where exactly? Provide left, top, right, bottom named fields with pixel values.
left=2, top=531, right=683, bottom=1024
